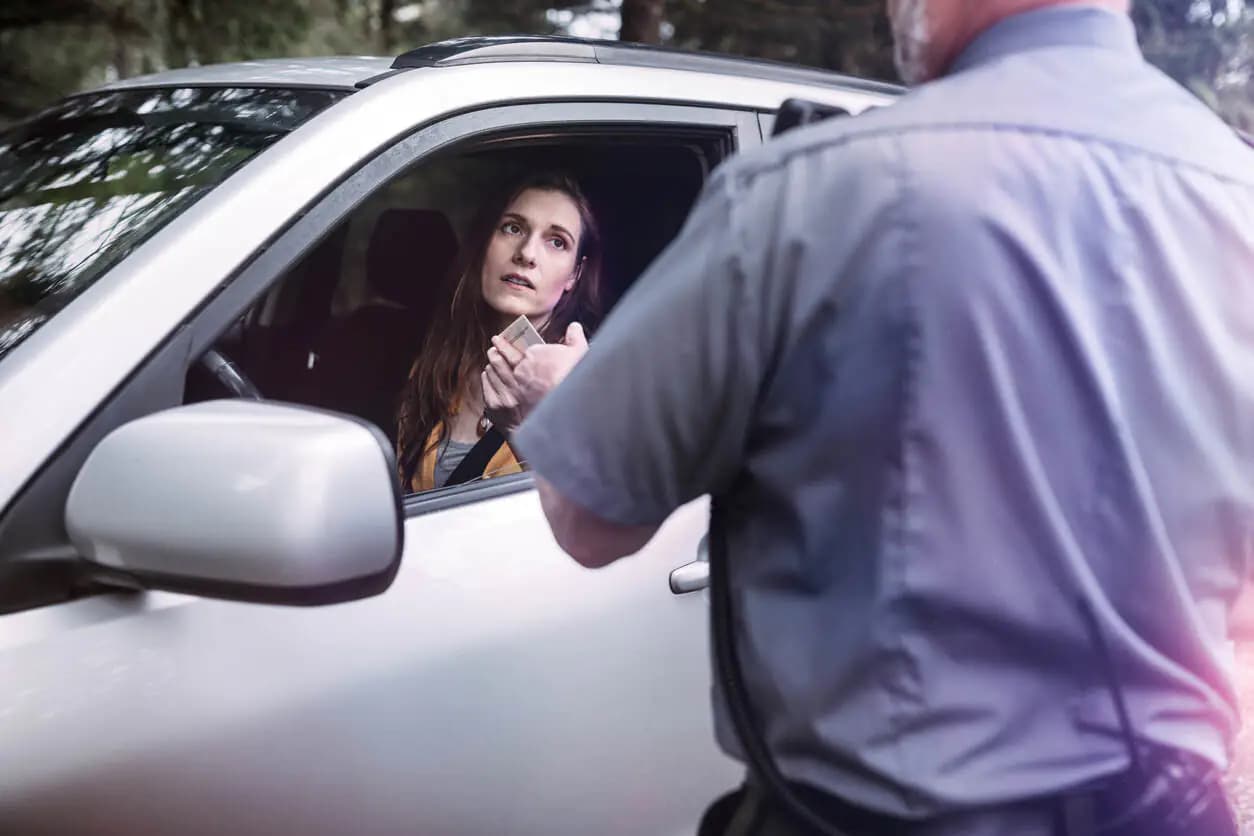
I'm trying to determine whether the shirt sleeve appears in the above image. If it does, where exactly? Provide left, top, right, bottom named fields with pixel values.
left=513, top=167, right=780, bottom=526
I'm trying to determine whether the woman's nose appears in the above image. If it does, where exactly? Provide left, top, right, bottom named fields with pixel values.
left=514, top=235, right=538, bottom=265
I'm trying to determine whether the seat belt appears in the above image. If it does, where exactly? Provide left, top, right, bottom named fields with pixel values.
left=444, top=427, right=507, bottom=487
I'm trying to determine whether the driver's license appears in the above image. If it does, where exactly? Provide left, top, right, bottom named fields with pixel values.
left=498, top=315, right=544, bottom=352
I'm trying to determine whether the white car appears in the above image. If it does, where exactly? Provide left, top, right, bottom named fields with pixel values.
left=0, top=37, right=895, bottom=835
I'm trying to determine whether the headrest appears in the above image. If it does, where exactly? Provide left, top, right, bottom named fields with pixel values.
left=366, top=209, right=458, bottom=308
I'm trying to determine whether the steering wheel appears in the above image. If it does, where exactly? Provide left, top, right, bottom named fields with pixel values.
left=198, top=348, right=263, bottom=401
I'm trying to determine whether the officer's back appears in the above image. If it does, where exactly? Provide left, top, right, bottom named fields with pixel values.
left=709, top=2, right=1253, bottom=814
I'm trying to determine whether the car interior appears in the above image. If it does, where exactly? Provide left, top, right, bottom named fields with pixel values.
left=185, top=128, right=733, bottom=494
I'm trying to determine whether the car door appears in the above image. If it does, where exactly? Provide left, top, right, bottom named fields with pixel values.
left=0, top=97, right=760, bottom=835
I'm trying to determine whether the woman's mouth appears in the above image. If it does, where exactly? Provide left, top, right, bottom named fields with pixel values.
left=501, top=273, right=535, bottom=290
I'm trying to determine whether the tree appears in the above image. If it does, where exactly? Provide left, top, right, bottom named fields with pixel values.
left=1132, top=0, right=1253, bottom=129
left=662, top=0, right=895, bottom=80
left=620, top=0, right=664, bottom=43
left=0, top=1, right=138, bottom=120
left=0, top=1, right=1249, bottom=130
left=0, top=0, right=325, bottom=122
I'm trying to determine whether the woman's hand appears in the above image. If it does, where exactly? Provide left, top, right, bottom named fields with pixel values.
left=482, top=323, right=589, bottom=436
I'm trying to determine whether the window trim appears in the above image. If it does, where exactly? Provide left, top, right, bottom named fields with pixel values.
left=404, top=472, right=535, bottom=516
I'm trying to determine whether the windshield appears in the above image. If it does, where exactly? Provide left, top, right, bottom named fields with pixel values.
left=0, top=86, right=344, bottom=361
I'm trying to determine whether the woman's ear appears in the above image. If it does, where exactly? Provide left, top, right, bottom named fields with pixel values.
left=564, top=256, right=586, bottom=293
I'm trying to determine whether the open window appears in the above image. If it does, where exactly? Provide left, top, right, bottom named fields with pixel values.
left=185, top=123, right=740, bottom=499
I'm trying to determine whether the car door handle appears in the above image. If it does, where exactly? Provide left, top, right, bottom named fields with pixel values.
left=669, top=560, right=709, bottom=594
left=669, top=535, right=710, bottom=594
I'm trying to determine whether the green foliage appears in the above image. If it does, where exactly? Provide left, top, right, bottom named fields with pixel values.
left=665, top=0, right=895, bottom=80
left=1132, top=0, right=1253, bottom=129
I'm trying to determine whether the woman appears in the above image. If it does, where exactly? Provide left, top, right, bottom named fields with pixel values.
left=396, top=172, right=603, bottom=492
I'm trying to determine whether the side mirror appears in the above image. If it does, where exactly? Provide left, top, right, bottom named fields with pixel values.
left=65, top=400, right=402, bottom=605
left=770, top=97, right=850, bottom=138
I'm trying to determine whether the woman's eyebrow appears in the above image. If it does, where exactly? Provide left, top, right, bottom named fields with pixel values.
left=548, top=223, right=575, bottom=240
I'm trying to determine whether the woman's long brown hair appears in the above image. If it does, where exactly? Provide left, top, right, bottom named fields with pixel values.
left=396, top=172, right=604, bottom=485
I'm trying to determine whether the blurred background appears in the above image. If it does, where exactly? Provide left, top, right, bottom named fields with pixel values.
left=0, top=0, right=1250, bottom=129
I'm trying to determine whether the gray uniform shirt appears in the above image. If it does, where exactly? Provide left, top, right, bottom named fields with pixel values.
left=515, top=6, right=1254, bottom=817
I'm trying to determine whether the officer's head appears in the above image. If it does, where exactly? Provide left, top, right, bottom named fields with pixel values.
left=887, top=0, right=1131, bottom=85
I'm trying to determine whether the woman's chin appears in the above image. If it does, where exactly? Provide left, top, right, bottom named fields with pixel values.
left=487, top=296, right=539, bottom=323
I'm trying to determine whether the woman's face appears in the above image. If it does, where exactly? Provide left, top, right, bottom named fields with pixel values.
left=479, top=187, right=583, bottom=327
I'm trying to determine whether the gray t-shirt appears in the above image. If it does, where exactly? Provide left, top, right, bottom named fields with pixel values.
left=515, top=6, right=1254, bottom=819
left=433, top=436, right=477, bottom=488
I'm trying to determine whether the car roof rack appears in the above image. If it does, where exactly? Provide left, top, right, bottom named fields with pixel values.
left=390, top=35, right=902, bottom=96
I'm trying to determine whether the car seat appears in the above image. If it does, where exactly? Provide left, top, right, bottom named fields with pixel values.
left=299, top=208, right=459, bottom=441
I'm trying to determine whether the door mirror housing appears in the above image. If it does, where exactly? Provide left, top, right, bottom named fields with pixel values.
left=65, top=400, right=402, bottom=605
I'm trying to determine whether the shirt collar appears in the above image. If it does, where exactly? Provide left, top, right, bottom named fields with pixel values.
left=949, top=6, right=1141, bottom=75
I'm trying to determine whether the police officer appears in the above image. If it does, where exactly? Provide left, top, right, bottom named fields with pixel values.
left=501, top=1, right=1254, bottom=833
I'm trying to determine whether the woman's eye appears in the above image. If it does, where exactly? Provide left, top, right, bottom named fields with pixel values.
left=503, top=222, right=522, bottom=235
left=550, top=237, right=567, bottom=250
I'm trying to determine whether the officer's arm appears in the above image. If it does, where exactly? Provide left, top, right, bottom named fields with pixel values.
left=536, top=477, right=659, bottom=568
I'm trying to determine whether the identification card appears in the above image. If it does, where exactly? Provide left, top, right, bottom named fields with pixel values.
left=498, top=315, right=544, bottom=352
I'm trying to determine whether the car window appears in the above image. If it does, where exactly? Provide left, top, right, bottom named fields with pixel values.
left=183, top=135, right=721, bottom=498
left=0, top=86, right=344, bottom=362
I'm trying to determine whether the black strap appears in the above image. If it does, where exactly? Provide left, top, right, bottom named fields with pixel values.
left=444, top=427, right=507, bottom=487
left=708, top=499, right=853, bottom=836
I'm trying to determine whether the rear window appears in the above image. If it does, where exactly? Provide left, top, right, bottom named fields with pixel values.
left=0, top=86, right=344, bottom=361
